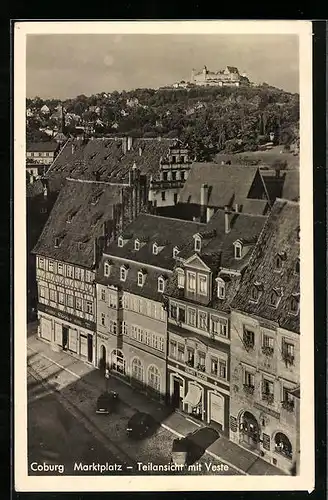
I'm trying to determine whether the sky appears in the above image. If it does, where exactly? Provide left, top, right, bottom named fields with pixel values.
left=26, top=34, right=299, bottom=99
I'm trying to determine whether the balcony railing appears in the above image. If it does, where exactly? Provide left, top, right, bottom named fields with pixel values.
left=243, top=338, right=255, bottom=351
left=196, top=363, right=206, bottom=372
left=262, top=392, right=274, bottom=405
left=186, top=359, right=194, bottom=368
left=281, top=400, right=294, bottom=412
left=261, top=346, right=274, bottom=357
left=243, top=384, right=255, bottom=395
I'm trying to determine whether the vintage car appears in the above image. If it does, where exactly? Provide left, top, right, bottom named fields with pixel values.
left=96, top=391, right=119, bottom=414
left=126, top=411, right=157, bottom=439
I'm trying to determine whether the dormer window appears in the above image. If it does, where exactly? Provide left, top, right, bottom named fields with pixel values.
left=54, top=237, right=60, bottom=248
left=120, top=265, right=128, bottom=282
left=134, top=239, right=140, bottom=251
left=118, top=236, right=124, bottom=248
left=176, top=267, right=185, bottom=288
left=216, top=277, right=226, bottom=299
left=158, top=276, right=166, bottom=293
left=275, top=252, right=286, bottom=271
left=153, top=243, right=158, bottom=255
left=250, top=281, right=263, bottom=303
left=234, top=240, right=243, bottom=259
left=289, top=293, right=300, bottom=315
left=173, top=246, right=180, bottom=258
left=104, top=261, right=111, bottom=277
left=193, top=234, right=202, bottom=252
left=269, top=287, right=283, bottom=308
left=137, top=270, right=147, bottom=287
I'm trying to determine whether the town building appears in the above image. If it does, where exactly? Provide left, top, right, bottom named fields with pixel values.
left=26, top=141, right=60, bottom=166
left=95, top=214, right=205, bottom=402
left=190, top=66, right=250, bottom=87
left=33, top=166, right=148, bottom=365
left=164, top=207, right=267, bottom=433
left=148, top=140, right=192, bottom=209
left=229, top=198, right=300, bottom=475
left=169, top=163, right=271, bottom=221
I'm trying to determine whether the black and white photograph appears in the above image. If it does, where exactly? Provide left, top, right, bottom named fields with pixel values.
left=14, top=20, right=314, bottom=492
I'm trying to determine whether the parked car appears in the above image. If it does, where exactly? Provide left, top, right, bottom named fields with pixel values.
left=96, top=391, right=119, bottom=414
left=171, top=427, right=220, bottom=466
left=126, top=411, right=156, bottom=439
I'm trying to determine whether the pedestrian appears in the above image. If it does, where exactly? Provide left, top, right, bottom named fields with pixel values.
left=105, top=367, right=110, bottom=392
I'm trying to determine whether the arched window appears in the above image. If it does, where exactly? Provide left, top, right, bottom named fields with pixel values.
left=104, top=261, right=111, bottom=277
left=158, top=276, right=165, bottom=293
left=275, top=432, right=293, bottom=459
left=111, top=349, right=126, bottom=375
left=148, top=365, right=161, bottom=392
left=194, top=236, right=201, bottom=252
left=131, top=357, right=143, bottom=382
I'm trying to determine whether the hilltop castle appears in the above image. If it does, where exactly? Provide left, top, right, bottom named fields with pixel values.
left=190, top=65, right=250, bottom=88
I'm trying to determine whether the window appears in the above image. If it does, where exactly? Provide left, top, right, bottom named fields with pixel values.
left=76, top=297, right=83, bottom=311
left=101, top=313, right=106, bottom=326
left=198, top=311, right=208, bottom=331
left=48, top=261, right=54, bottom=272
left=86, top=301, right=93, bottom=314
left=281, top=387, right=294, bottom=412
left=158, top=277, right=165, bottom=293
left=295, top=258, right=300, bottom=274
left=66, top=266, right=74, bottom=278
left=104, top=262, right=111, bottom=277
left=118, top=237, right=124, bottom=247
left=173, top=247, right=180, bottom=258
left=262, top=379, right=274, bottom=404
left=197, top=352, right=206, bottom=372
left=217, top=278, right=225, bottom=299
left=111, top=349, right=125, bottom=374
left=250, top=285, right=259, bottom=302
left=75, top=267, right=81, bottom=280
left=187, top=271, right=196, bottom=292
left=186, top=348, right=195, bottom=367
left=269, top=289, right=281, bottom=308
left=244, top=371, right=255, bottom=388
left=161, top=191, right=166, bottom=201
left=219, top=360, right=227, bottom=379
left=275, top=253, right=286, bottom=271
left=138, top=271, right=146, bottom=287
left=275, top=433, right=292, bottom=459
left=170, top=341, right=177, bottom=358
left=39, top=286, right=46, bottom=298
left=187, top=308, right=196, bottom=326
left=134, top=240, right=140, bottom=251
left=194, top=236, right=201, bottom=252
left=109, top=293, right=117, bottom=309
left=49, top=289, right=56, bottom=302
left=262, top=334, right=274, bottom=355
left=198, top=274, right=208, bottom=295
left=234, top=243, right=242, bottom=259
left=101, top=289, right=106, bottom=301
left=131, top=358, right=143, bottom=382
left=38, top=258, right=44, bottom=269
left=211, top=358, right=218, bottom=376
left=180, top=171, right=185, bottom=180
left=58, top=263, right=63, bottom=275
left=120, top=266, right=127, bottom=282
left=66, top=294, right=74, bottom=308
left=177, top=343, right=184, bottom=361
left=170, top=303, right=177, bottom=319
left=289, top=295, right=299, bottom=314
left=54, top=237, right=60, bottom=248
left=148, top=365, right=161, bottom=393
left=243, top=327, right=255, bottom=350
left=109, top=320, right=117, bottom=335
left=163, top=171, right=168, bottom=181
left=211, top=316, right=227, bottom=337
left=177, top=306, right=185, bottom=323
left=177, top=269, right=185, bottom=288
left=153, top=243, right=158, bottom=255
left=282, top=340, right=294, bottom=365
left=58, top=292, right=65, bottom=305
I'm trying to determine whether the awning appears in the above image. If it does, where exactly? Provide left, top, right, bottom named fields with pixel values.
left=183, top=385, right=202, bottom=407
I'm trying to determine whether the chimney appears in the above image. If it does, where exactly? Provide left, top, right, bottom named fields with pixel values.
left=127, top=136, right=133, bottom=151
left=224, top=206, right=231, bottom=234
left=235, top=203, right=239, bottom=212
left=139, top=147, right=143, bottom=156
left=71, top=143, right=76, bottom=155
left=92, top=238, right=98, bottom=267
left=200, top=183, right=209, bottom=206
left=206, top=207, right=215, bottom=223
left=122, top=137, right=127, bottom=155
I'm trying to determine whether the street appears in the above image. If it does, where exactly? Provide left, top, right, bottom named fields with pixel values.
left=27, top=334, right=241, bottom=476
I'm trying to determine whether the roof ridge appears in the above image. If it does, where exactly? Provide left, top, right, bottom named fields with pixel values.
left=275, top=197, right=299, bottom=207
left=44, top=138, right=69, bottom=176
left=140, top=213, right=207, bottom=225
left=65, top=177, right=129, bottom=187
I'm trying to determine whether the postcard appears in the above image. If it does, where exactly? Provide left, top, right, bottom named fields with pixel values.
left=14, top=20, right=314, bottom=492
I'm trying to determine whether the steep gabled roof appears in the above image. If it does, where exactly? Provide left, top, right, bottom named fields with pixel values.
left=178, top=163, right=264, bottom=209
left=231, top=199, right=300, bottom=333
left=32, top=178, right=124, bottom=268
left=103, top=213, right=206, bottom=271
left=27, top=142, right=59, bottom=153
left=45, top=137, right=177, bottom=193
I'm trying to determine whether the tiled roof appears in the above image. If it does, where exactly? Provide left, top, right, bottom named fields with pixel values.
left=178, top=163, right=263, bottom=208
left=32, top=178, right=125, bottom=268
left=281, top=170, right=299, bottom=201
left=45, top=137, right=177, bottom=192
left=27, top=142, right=59, bottom=153
left=241, top=199, right=269, bottom=215
left=102, top=213, right=206, bottom=271
left=260, top=170, right=299, bottom=203
left=231, top=199, right=300, bottom=333
left=97, top=256, right=170, bottom=303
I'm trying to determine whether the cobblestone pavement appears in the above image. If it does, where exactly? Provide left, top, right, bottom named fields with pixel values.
left=27, top=340, right=240, bottom=476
